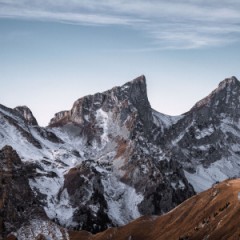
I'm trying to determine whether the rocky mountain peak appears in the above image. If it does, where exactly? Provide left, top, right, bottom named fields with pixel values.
left=122, top=74, right=146, bottom=88
left=191, top=76, right=240, bottom=112
left=49, top=75, right=153, bottom=135
left=218, top=76, right=239, bottom=90
left=14, top=105, right=38, bottom=126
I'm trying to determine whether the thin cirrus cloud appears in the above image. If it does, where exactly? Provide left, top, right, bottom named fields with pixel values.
left=1, top=0, right=240, bottom=49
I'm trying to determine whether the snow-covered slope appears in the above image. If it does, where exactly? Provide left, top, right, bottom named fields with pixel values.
left=160, top=76, right=240, bottom=192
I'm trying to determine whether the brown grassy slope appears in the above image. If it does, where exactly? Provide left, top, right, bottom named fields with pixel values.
left=68, top=230, right=92, bottom=240
left=69, top=179, right=240, bottom=240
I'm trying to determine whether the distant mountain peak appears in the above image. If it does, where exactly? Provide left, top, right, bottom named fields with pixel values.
left=49, top=75, right=152, bottom=131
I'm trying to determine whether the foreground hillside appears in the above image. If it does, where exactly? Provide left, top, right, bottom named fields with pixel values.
left=69, top=179, right=240, bottom=240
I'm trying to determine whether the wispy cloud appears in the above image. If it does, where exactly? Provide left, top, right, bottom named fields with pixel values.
left=1, top=0, right=240, bottom=49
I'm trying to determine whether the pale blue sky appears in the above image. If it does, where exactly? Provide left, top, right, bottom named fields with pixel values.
left=1, top=0, right=240, bottom=126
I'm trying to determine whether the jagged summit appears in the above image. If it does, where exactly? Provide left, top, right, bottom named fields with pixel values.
left=49, top=75, right=152, bottom=131
left=14, top=105, right=38, bottom=126
left=0, top=104, right=38, bottom=126
left=218, top=76, right=239, bottom=89
left=122, top=74, right=146, bottom=87
left=191, top=76, right=240, bottom=111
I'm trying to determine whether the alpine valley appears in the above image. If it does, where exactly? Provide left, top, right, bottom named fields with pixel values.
left=1, top=75, right=240, bottom=240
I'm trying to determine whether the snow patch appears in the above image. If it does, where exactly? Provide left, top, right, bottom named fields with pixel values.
left=193, top=145, right=211, bottom=151
left=171, top=180, right=185, bottom=190
left=195, top=126, right=214, bottom=140
left=152, top=110, right=183, bottom=129
left=185, top=157, right=240, bottom=193
left=96, top=109, right=109, bottom=142
left=102, top=175, right=143, bottom=225
left=221, top=118, right=240, bottom=136
left=29, top=167, right=77, bottom=227
left=171, top=131, right=185, bottom=146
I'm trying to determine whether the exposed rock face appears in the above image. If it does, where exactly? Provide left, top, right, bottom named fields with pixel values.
left=49, top=111, right=69, bottom=127
left=0, top=104, right=63, bottom=151
left=0, top=146, right=45, bottom=238
left=14, top=106, right=38, bottom=126
left=192, top=76, right=240, bottom=114
left=49, top=75, right=153, bottom=137
left=63, top=161, right=112, bottom=233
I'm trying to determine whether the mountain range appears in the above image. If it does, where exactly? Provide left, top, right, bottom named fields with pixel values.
left=1, top=75, right=240, bottom=239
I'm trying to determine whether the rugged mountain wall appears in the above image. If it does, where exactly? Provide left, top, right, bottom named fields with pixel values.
left=14, top=106, right=38, bottom=126
left=48, top=75, right=194, bottom=231
left=2, top=75, right=240, bottom=239
left=158, top=76, right=240, bottom=192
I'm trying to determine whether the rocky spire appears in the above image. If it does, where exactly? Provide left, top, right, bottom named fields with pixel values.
left=49, top=75, right=153, bottom=134
left=125, top=75, right=153, bottom=134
